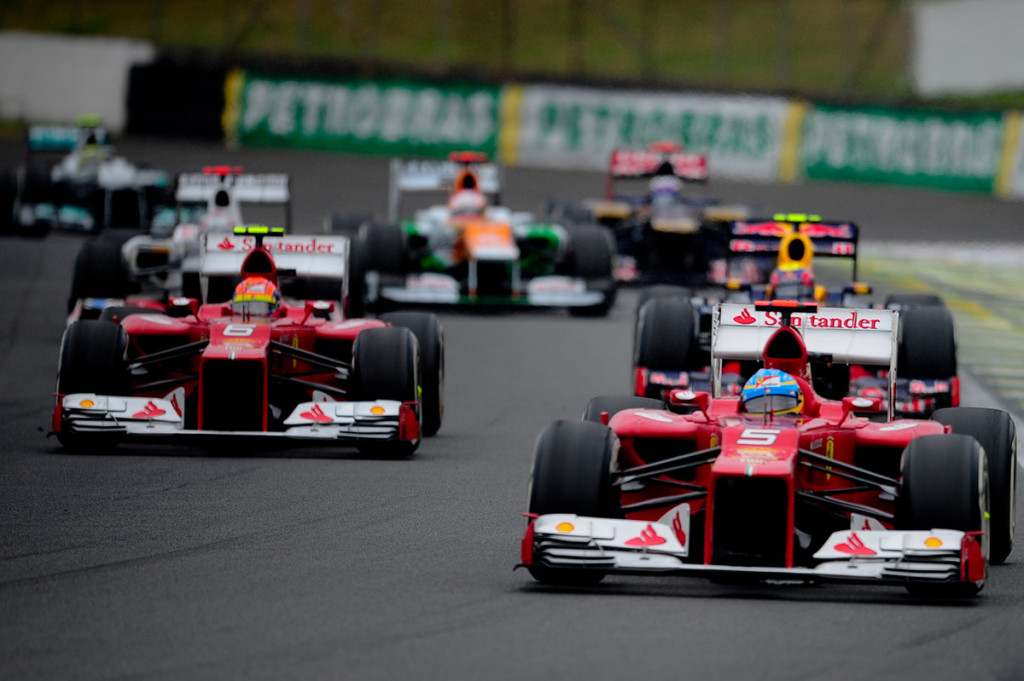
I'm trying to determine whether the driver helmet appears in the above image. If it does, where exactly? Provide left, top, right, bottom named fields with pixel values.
left=231, top=276, right=281, bottom=318
left=448, top=188, right=487, bottom=220
left=768, top=266, right=815, bottom=301
left=740, top=368, right=804, bottom=416
left=649, top=161, right=683, bottom=202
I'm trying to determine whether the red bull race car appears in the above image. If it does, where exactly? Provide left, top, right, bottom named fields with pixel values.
left=521, top=301, right=1017, bottom=596
left=633, top=215, right=958, bottom=418
left=54, top=227, right=444, bottom=455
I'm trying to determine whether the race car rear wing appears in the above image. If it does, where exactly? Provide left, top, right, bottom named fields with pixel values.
left=199, top=231, right=349, bottom=281
left=388, top=158, right=502, bottom=222
left=27, top=124, right=110, bottom=153
left=605, top=149, right=709, bottom=199
left=727, top=216, right=860, bottom=278
left=175, top=172, right=290, bottom=204
left=711, top=302, right=898, bottom=416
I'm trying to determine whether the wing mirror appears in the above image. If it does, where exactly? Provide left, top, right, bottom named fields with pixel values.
left=167, top=296, right=200, bottom=319
left=669, top=389, right=711, bottom=420
left=839, top=395, right=883, bottom=424
left=303, top=299, right=334, bottom=322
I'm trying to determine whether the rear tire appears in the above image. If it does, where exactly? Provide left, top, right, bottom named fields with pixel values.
left=898, top=306, right=957, bottom=379
left=325, top=213, right=372, bottom=237
left=527, top=420, right=620, bottom=585
left=68, top=239, right=131, bottom=313
left=635, top=285, right=690, bottom=321
left=633, top=297, right=700, bottom=397
left=0, top=168, right=15, bottom=233
left=932, top=407, right=1017, bottom=564
left=568, top=225, right=616, bottom=317
left=885, top=293, right=945, bottom=309
left=56, top=320, right=130, bottom=451
left=896, top=434, right=987, bottom=597
left=379, top=312, right=444, bottom=437
left=350, top=326, right=420, bottom=456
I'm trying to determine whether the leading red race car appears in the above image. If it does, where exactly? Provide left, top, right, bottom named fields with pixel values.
left=53, top=227, right=444, bottom=455
left=521, top=301, right=1017, bottom=597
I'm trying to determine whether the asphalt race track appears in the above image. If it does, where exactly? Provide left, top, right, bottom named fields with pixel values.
left=1, top=138, right=1023, bottom=681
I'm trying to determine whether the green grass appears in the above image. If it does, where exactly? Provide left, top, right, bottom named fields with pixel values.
left=3, top=0, right=1023, bottom=108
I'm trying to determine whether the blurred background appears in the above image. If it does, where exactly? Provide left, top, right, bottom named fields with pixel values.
left=1, top=0, right=1018, bottom=108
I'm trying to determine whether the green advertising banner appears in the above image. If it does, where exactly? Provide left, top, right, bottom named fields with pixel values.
left=226, top=71, right=500, bottom=158
left=799, top=104, right=1005, bottom=193
left=511, top=84, right=790, bottom=181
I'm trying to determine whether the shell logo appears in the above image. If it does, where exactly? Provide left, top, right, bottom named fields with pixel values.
left=924, top=537, right=944, bottom=548
left=556, top=522, right=575, bottom=533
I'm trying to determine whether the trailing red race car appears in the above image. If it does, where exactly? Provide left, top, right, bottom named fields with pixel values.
left=53, top=227, right=444, bottom=455
left=521, top=301, right=1017, bottom=597
left=633, top=215, right=959, bottom=418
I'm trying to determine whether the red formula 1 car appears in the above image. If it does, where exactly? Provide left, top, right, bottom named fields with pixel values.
left=521, top=301, right=1017, bottom=596
left=53, top=227, right=444, bottom=455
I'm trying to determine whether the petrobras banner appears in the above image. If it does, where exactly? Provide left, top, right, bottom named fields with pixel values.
left=225, top=70, right=500, bottom=158
left=799, top=104, right=1004, bottom=193
left=507, top=84, right=790, bottom=182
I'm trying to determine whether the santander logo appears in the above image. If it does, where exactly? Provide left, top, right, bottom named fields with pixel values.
left=834, top=532, right=876, bottom=556
left=625, top=524, right=667, bottom=547
left=300, top=404, right=333, bottom=423
left=734, top=309, right=756, bottom=325
left=217, top=238, right=235, bottom=250
left=133, top=401, right=166, bottom=419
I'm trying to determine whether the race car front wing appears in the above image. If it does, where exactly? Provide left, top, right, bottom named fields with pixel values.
left=55, top=393, right=417, bottom=443
left=521, top=513, right=985, bottom=589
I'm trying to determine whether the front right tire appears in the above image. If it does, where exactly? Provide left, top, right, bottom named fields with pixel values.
left=527, top=419, right=620, bottom=585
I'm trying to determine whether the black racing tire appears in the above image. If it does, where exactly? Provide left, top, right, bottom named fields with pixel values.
left=582, top=395, right=666, bottom=423
left=98, top=306, right=156, bottom=324
left=932, top=407, right=1017, bottom=564
left=350, top=326, right=420, bottom=456
left=359, top=221, right=406, bottom=281
left=547, top=199, right=594, bottom=226
left=68, top=239, right=131, bottom=313
left=325, top=213, right=372, bottom=237
left=0, top=167, right=15, bottom=233
left=379, top=312, right=444, bottom=437
left=20, top=164, right=52, bottom=204
left=568, top=224, right=616, bottom=317
left=898, top=306, right=957, bottom=380
left=345, top=234, right=367, bottom=319
left=298, top=278, right=344, bottom=304
left=885, top=293, right=945, bottom=309
left=633, top=296, right=699, bottom=379
left=635, top=285, right=691, bottom=321
left=527, top=419, right=620, bottom=585
left=56, top=320, right=130, bottom=451
left=896, top=433, right=987, bottom=597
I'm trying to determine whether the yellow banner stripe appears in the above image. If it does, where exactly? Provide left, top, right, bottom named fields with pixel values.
left=222, top=68, right=245, bottom=148
left=779, top=99, right=809, bottom=184
left=498, top=83, right=524, bottom=167
left=995, top=110, right=1022, bottom=199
